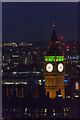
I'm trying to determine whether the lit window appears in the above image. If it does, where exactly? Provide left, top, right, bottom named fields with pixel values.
left=63, top=108, right=66, bottom=111
left=75, top=82, right=79, bottom=90
left=53, top=109, right=55, bottom=112
left=44, top=109, right=47, bottom=112
left=25, top=108, right=27, bottom=114
left=28, top=113, right=31, bottom=116
left=53, top=113, right=55, bottom=116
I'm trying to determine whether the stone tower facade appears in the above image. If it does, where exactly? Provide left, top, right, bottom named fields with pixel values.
left=44, top=27, right=65, bottom=99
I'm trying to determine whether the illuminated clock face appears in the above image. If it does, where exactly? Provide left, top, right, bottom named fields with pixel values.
left=46, top=63, right=53, bottom=72
left=58, top=63, right=64, bottom=72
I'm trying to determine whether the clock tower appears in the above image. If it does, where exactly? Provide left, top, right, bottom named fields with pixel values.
left=44, top=26, right=65, bottom=99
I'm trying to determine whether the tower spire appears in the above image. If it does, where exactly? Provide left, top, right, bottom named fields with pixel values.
left=52, top=20, right=56, bottom=30
left=52, top=24, right=55, bottom=30
left=44, top=26, right=65, bottom=99
left=46, top=24, right=62, bottom=56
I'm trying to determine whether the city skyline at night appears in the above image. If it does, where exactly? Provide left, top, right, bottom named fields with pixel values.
left=2, top=2, right=80, bottom=119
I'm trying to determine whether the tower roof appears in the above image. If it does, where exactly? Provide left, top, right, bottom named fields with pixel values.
left=46, top=28, right=62, bottom=56
left=50, top=29, right=59, bottom=43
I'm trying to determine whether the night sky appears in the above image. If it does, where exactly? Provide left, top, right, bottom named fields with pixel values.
left=2, top=2, right=78, bottom=43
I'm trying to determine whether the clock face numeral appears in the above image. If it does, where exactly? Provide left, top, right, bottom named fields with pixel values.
left=58, top=63, right=64, bottom=72
left=46, top=63, right=53, bottom=72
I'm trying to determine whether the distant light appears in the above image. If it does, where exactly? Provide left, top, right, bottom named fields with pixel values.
left=75, top=82, right=79, bottom=90
left=39, top=80, right=41, bottom=82
left=7, top=67, right=9, bottom=70
left=15, top=82, right=20, bottom=85
left=67, top=96, right=70, bottom=98
left=53, top=109, right=55, bottom=112
left=39, top=80, right=42, bottom=85
left=15, top=82, right=27, bottom=85
left=12, top=55, right=19, bottom=57
left=53, top=113, right=55, bottom=116
left=5, top=82, right=14, bottom=85
left=60, top=36, right=63, bottom=39
left=13, top=71, right=17, bottom=75
left=44, top=109, right=47, bottom=112
left=75, top=95, right=79, bottom=98
left=65, top=74, right=68, bottom=76
left=67, top=49, right=69, bottom=51
left=73, top=46, right=75, bottom=49
left=63, top=108, right=66, bottom=111
left=10, top=49, right=12, bottom=52
left=21, top=82, right=27, bottom=84
left=25, top=108, right=27, bottom=114
left=67, top=46, right=69, bottom=49
left=43, top=80, right=45, bottom=82
left=74, top=42, right=76, bottom=44
left=53, top=24, right=55, bottom=27
left=68, top=56, right=69, bottom=59
left=66, top=108, right=68, bottom=111
left=64, top=80, right=68, bottom=82
left=56, top=41, right=59, bottom=43
left=58, top=95, right=62, bottom=97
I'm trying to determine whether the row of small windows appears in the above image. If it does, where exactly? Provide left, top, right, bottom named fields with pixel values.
left=4, top=107, right=70, bottom=115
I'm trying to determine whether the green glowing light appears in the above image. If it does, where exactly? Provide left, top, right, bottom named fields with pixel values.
left=44, top=56, right=64, bottom=62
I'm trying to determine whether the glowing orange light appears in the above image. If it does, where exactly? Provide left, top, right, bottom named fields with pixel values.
left=56, top=41, right=59, bottom=43
left=75, top=82, right=79, bottom=90
left=53, top=24, right=55, bottom=27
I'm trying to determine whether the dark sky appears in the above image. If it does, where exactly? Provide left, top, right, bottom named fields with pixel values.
left=2, top=2, right=78, bottom=43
